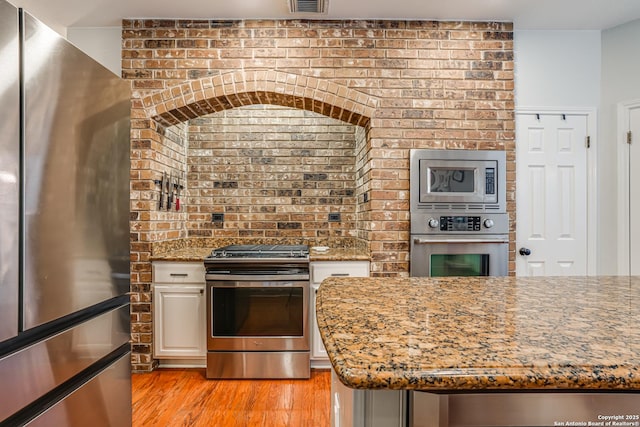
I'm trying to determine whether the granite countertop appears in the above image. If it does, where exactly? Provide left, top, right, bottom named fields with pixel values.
left=150, top=242, right=370, bottom=262
left=316, top=276, right=640, bottom=392
left=151, top=247, right=213, bottom=262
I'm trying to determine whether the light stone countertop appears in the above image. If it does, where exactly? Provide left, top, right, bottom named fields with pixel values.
left=316, top=275, right=640, bottom=391
left=308, top=246, right=370, bottom=261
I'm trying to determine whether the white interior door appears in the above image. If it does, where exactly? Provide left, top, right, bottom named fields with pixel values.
left=516, top=113, right=589, bottom=276
left=629, top=107, right=640, bottom=274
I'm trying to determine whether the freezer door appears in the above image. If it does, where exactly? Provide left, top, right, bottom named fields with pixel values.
left=0, top=0, right=20, bottom=342
left=0, top=304, right=130, bottom=423
left=22, top=12, right=131, bottom=329
left=25, top=352, right=132, bottom=427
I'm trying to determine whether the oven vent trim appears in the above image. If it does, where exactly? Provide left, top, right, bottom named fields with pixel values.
left=417, top=203, right=502, bottom=212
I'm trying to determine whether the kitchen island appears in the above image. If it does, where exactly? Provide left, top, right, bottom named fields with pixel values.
left=316, top=276, right=640, bottom=427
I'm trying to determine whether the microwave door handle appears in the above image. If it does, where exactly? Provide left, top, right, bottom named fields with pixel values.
left=413, top=238, right=509, bottom=244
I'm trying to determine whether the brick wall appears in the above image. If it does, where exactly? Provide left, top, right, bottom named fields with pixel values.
left=186, top=105, right=360, bottom=239
left=123, top=19, right=514, bottom=371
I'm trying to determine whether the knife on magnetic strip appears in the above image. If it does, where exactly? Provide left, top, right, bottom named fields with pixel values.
left=175, top=174, right=181, bottom=211
left=167, top=171, right=173, bottom=210
left=159, top=171, right=165, bottom=210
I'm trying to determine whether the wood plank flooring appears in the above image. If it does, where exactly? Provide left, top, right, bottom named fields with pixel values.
left=132, top=369, right=331, bottom=427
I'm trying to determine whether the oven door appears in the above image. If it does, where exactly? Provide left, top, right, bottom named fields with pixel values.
left=206, top=276, right=309, bottom=352
left=411, top=235, right=509, bottom=277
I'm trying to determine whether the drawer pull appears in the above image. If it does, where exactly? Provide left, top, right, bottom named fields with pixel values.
left=170, top=273, right=189, bottom=277
left=331, top=273, right=350, bottom=277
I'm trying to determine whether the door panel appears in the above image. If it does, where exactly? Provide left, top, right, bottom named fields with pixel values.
left=525, top=260, right=545, bottom=277
left=527, top=166, right=546, bottom=239
left=558, top=165, right=576, bottom=239
left=516, top=113, right=588, bottom=276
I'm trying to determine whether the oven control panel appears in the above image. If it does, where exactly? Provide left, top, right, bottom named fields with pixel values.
left=412, top=212, right=509, bottom=235
left=439, top=216, right=481, bottom=231
left=424, top=215, right=500, bottom=232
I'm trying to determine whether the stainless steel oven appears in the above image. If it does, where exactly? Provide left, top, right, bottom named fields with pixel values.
left=204, top=245, right=310, bottom=379
left=410, top=149, right=509, bottom=277
left=411, top=232, right=509, bottom=277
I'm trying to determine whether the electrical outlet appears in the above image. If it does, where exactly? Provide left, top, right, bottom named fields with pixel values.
left=212, top=213, right=224, bottom=222
left=328, top=212, right=341, bottom=222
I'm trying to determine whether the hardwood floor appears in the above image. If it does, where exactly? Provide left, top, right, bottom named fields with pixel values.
left=132, top=368, right=331, bottom=426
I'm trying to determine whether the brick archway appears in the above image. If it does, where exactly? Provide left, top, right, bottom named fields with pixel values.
left=140, top=70, right=378, bottom=127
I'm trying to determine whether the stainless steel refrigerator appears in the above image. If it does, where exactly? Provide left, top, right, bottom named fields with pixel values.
left=0, top=1, right=132, bottom=425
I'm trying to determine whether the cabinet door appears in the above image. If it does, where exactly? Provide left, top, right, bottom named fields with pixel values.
left=153, top=284, right=206, bottom=358
left=311, top=284, right=329, bottom=360
left=311, top=261, right=370, bottom=362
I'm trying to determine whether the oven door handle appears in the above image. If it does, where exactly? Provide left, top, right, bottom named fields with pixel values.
left=205, top=274, right=310, bottom=282
left=413, top=238, right=509, bottom=244
left=206, top=281, right=307, bottom=288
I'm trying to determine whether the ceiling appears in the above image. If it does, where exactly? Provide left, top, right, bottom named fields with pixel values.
left=8, top=0, right=640, bottom=34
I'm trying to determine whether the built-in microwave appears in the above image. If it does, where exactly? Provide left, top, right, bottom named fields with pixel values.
left=410, top=149, right=506, bottom=212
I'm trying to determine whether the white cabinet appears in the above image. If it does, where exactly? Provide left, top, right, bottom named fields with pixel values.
left=152, top=262, right=206, bottom=367
left=310, top=288, right=329, bottom=362
left=310, top=261, right=369, bottom=367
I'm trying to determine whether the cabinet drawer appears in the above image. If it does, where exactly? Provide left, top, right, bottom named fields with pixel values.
left=310, top=261, right=370, bottom=284
left=153, top=262, right=205, bottom=284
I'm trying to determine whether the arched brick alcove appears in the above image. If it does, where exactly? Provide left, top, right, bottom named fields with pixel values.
left=140, top=70, right=378, bottom=128
left=129, top=71, right=380, bottom=371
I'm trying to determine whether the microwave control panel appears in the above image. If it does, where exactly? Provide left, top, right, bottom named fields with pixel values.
left=485, top=168, right=495, bottom=195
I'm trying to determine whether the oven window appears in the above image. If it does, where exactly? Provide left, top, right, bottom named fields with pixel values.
left=212, top=287, right=304, bottom=337
left=429, top=168, right=474, bottom=193
left=430, top=254, right=489, bottom=276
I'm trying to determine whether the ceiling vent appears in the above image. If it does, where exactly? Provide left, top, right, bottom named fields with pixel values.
left=288, top=0, right=328, bottom=14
